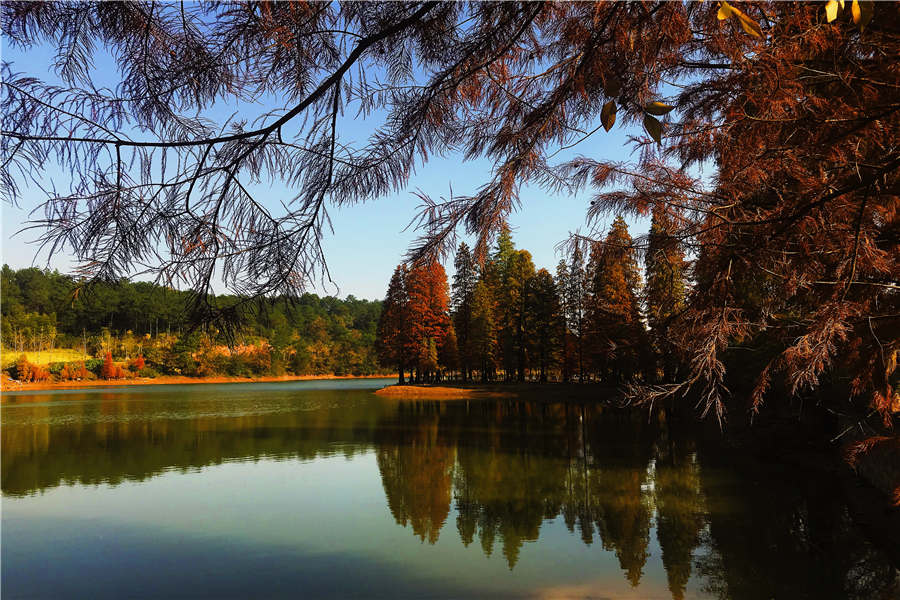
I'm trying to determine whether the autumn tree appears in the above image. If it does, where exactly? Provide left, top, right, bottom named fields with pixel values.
left=405, top=260, right=451, bottom=382
left=585, top=217, right=646, bottom=383
left=376, top=265, right=412, bottom=384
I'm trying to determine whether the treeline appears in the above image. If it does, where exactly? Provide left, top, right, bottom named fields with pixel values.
left=1, top=265, right=383, bottom=378
left=376, top=209, right=685, bottom=385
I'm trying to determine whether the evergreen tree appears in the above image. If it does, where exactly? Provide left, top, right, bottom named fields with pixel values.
left=566, top=245, right=588, bottom=382
left=439, top=324, right=460, bottom=380
left=451, top=243, right=477, bottom=381
left=469, top=279, right=497, bottom=382
left=510, top=250, right=536, bottom=382
left=645, top=206, right=687, bottom=383
left=376, top=265, right=411, bottom=384
left=485, top=227, right=517, bottom=380
left=527, top=269, right=561, bottom=383
left=555, top=260, right=574, bottom=383
left=485, top=229, right=535, bottom=381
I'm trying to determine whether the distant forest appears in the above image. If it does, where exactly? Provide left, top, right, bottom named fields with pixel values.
left=377, top=211, right=684, bottom=387
left=1, top=265, right=382, bottom=378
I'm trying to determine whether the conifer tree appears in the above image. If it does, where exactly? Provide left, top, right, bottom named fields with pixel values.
left=510, top=250, right=536, bottom=382
left=527, top=269, right=562, bottom=383
left=645, top=206, right=686, bottom=383
left=451, top=243, right=477, bottom=381
left=566, top=245, right=587, bottom=383
left=439, top=324, right=460, bottom=380
left=486, top=227, right=517, bottom=380
left=406, top=260, right=451, bottom=382
left=376, top=265, right=411, bottom=384
left=469, top=279, right=497, bottom=382
left=555, top=260, right=574, bottom=383
left=586, top=217, right=645, bottom=383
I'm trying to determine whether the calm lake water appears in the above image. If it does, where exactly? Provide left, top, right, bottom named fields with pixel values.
left=2, top=379, right=898, bottom=599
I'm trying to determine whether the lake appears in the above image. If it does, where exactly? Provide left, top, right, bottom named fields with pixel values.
left=2, top=379, right=897, bottom=599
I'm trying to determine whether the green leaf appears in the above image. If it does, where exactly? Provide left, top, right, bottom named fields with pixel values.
left=645, top=101, right=674, bottom=116
left=601, top=100, right=616, bottom=132
left=643, top=113, right=663, bottom=144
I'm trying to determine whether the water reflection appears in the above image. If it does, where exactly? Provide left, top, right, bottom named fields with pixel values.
left=2, top=385, right=898, bottom=599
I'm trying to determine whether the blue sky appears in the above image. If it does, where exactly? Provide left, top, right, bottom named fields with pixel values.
left=1, top=29, right=646, bottom=301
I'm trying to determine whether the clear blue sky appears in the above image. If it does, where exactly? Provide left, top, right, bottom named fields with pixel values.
left=1, top=32, right=645, bottom=301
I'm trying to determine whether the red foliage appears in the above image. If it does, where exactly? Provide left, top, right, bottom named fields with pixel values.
left=405, top=260, right=451, bottom=373
left=100, top=351, right=116, bottom=380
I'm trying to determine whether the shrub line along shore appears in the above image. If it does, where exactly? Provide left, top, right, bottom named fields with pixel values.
left=1, top=373, right=395, bottom=394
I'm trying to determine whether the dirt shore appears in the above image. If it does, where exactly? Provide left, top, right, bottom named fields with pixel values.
left=2, top=373, right=394, bottom=395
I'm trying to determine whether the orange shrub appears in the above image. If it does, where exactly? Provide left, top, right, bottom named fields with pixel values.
left=100, top=352, right=116, bottom=379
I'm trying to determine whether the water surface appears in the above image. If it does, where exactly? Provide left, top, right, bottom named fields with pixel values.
left=2, top=379, right=897, bottom=599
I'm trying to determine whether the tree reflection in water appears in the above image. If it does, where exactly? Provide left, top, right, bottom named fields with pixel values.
left=2, top=389, right=898, bottom=598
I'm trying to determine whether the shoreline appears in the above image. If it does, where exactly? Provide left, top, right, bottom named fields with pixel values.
left=1, top=373, right=395, bottom=394
left=374, top=382, right=620, bottom=402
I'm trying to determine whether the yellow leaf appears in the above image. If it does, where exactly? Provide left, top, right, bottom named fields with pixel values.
left=852, top=0, right=874, bottom=30
left=645, top=101, right=674, bottom=116
left=601, top=100, right=616, bottom=132
left=717, top=1, right=734, bottom=20
left=718, top=1, right=763, bottom=38
left=825, top=0, right=839, bottom=22
left=643, top=113, right=663, bottom=144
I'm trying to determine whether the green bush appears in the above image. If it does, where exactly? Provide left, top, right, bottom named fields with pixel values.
left=138, top=366, right=160, bottom=378
left=84, top=358, right=103, bottom=375
left=48, top=362, right=66, bottom=375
